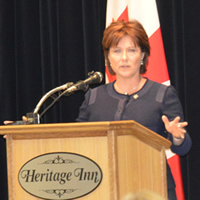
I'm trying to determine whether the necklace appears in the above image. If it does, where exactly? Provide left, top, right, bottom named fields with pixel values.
left=115, top=78, right=143, bottom=95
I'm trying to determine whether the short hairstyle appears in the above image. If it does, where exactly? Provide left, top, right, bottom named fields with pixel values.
left=102, top=20, right=150, bottom=75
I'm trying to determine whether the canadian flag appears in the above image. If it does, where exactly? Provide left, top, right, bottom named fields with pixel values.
left=105, top=0, right=184, bottom=199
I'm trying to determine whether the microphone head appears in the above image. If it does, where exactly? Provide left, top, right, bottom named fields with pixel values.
left=93, top=71, right=104, bottom=84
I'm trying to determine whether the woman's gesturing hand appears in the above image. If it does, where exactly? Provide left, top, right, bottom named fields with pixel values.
left=162, top=115, right=188, bottom=139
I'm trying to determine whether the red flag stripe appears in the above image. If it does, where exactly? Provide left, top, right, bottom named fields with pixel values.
left=117, top=6, right=129, bottom=21
left=168, top=155, right=185, bottom=200
left=105, top=66, right=116, bottom=83
left=144, top=28, right=170, bottom=83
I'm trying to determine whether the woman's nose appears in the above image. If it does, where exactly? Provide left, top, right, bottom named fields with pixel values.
left=122, top=50, right=128, bottom=60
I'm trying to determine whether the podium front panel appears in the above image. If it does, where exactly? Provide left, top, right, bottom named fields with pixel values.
left=1, top=121, right=170, bottom=200
left=117, top=134, right=167, bottom=199
left=7, top=135, right=110, bottom=200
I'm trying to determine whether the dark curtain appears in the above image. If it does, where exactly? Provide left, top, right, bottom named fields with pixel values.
left=0, top=0, right=199, bottom=199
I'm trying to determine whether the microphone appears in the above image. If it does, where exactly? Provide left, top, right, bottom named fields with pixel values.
left=33, top=71, right=103, bottom=115
left=64, top=71, right=104, bottom=94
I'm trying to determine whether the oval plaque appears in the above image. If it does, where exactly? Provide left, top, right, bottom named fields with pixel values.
left=18, top=152, right=103, bottom=200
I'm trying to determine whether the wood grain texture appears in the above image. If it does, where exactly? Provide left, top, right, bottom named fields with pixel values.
left=0, top=121, right=171, bottom=199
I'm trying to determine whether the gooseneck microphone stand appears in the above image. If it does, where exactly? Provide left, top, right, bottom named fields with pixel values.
left=10, top=71, right=103, bottom=125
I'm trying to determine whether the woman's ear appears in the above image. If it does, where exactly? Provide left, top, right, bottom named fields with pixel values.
left=107, top=53, right=110, bottom=63
left=141, top=52, right=145, bottom=60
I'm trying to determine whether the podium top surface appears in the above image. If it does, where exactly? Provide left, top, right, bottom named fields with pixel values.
left=0, top=120, right=171, bottom=150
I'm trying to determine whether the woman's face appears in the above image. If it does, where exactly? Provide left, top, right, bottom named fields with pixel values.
left=108, top=35, right=144, bottom=79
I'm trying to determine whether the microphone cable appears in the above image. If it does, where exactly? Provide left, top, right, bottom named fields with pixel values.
left=39, top=86, right=79, bottom=118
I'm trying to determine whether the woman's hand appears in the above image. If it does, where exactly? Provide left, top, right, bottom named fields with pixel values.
left=3, top=120, right=14, bottom=125
left=162, top=115, right=188, bottom=139
left=3, top=116, right=28, bottom=125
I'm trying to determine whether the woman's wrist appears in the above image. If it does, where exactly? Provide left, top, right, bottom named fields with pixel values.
left=173, top=135, right=184, bottom=146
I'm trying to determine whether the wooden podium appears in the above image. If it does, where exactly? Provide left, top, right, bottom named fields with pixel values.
left=0, top=120, right=171, bottom=200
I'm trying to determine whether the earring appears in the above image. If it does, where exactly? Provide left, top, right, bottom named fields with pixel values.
left=141, top=60, right=144, bottom=66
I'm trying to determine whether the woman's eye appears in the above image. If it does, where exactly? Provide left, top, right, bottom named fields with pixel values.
left=128, top=48, right=136, bottom=52
left=114, top=49, right=121, bottom=53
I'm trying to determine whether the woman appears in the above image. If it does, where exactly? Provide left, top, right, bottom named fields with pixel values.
left=76, top=20, right=192, bottom=200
